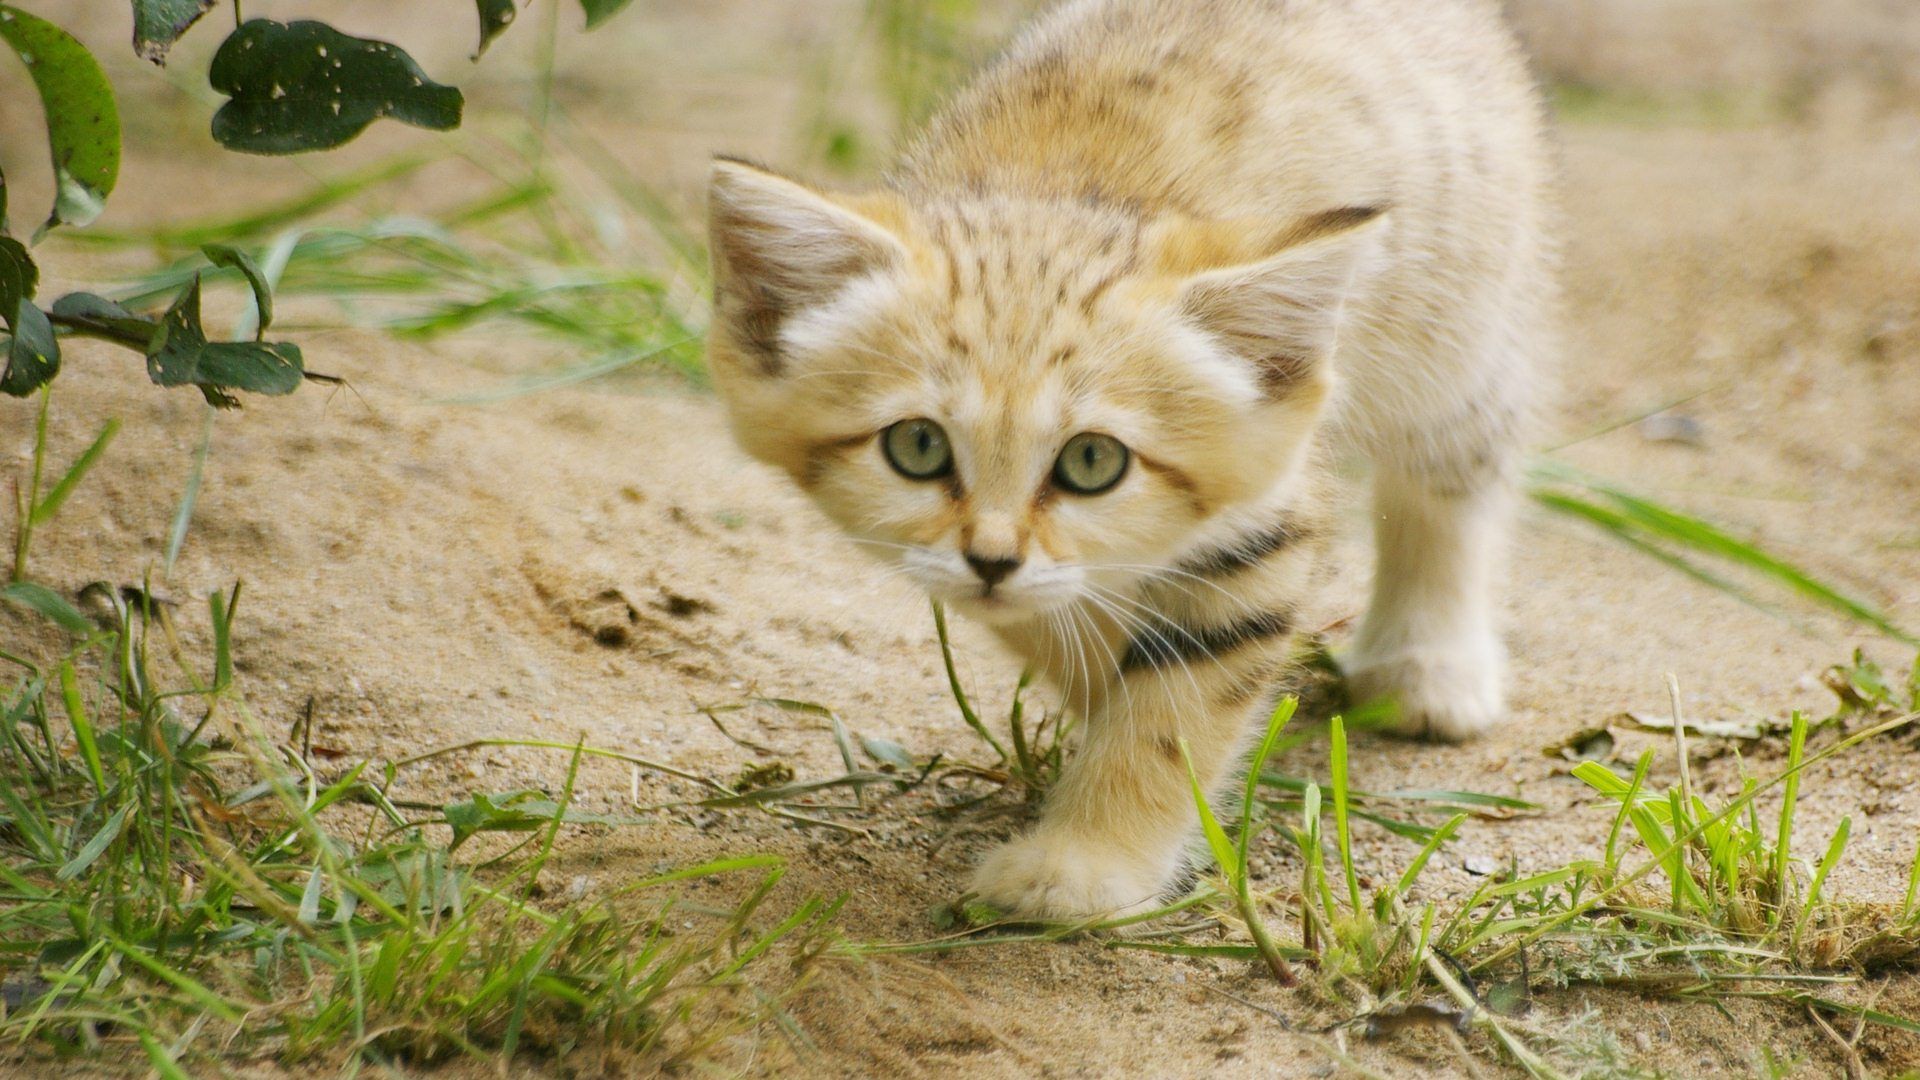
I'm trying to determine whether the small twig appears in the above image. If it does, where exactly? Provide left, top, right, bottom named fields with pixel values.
left=1667, top=673, right=1698, bottom=890
left=1806, top=1002, right=1867, bottom=1080
left=1203, top=983, right=1298, bottom=1031
left=391, top=736, right=726, bottom=791
left=700, top=705, right=781, bottom=756
left=1205, top=985, right=1401, bottom=1080
left=1424, top=953, right=1566, bottom=1080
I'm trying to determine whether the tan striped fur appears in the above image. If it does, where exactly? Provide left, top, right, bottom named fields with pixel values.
left=704, top=0, right=1551, bottom=918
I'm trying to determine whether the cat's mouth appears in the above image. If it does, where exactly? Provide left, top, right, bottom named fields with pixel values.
left=943, top=589, right=1052, bottom=625
left=890, top=546, right=1086, bottom=624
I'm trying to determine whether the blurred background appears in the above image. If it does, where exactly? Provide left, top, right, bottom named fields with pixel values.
left=5, top=0, right=1918, bottom=405
left=1, top=0, right=1916, bottom=404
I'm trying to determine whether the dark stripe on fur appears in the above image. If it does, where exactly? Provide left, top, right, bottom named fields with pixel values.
left=1120, top=609, right=1294, bottom=673
left=1174, top=518, right=1304, bottom=578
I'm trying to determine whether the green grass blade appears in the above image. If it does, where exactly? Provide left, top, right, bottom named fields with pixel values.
left=1180, top=736, right=1295, bottom=984
left=1395, top=812, right=1468, bottom=896
left=1368, top=788, right=1537, bottom=810
left=164, top=406, right=215, bottom=575
left=1531, top=489, right=1781, bottom=619
left=1800, top=996, right=1920, bottom=1037
left=1329, top=716, right=1361, bottom=912
left=99, top=930, right=244, bottom=1024
left=1239, top=697, right=1296, bottom=868
left=30, top=418, right=119, bottom=527
left=138, top=1032, right=194, bottom=1080
left=1901, top=837, right=1920, bottom=922
left=209, top=584, right=239, bottom=692
left=56, top=802, right=131, bottom=881
left=74, top=154, right=432, bottom=249
left=58, top=661, right=106, bottom=794
left=1774, top=711, right=1807, bottom=923
left=1181, top=738, right=1240, bottom=885
left=1800, top=816, right=1850, bottom=928
left=1532, top=462, right=1914, bottom=643
left=2, top=582, right=92, bottom=634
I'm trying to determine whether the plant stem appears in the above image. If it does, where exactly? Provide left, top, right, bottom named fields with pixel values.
left=1773, top=710, right=1807, bottom=927
left=1425, top=952, right=1565, bottom=1080
left=1241, top=885, right=1298, bottom=986
left=931, top=600, right=1007, bottom=763
left=1006, top=667, right=1036, bottom=784
left=12, top=387, right=51, bottom=582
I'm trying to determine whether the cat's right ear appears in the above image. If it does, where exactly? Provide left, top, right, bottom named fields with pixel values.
left=707, top=159, right=910, bottom=376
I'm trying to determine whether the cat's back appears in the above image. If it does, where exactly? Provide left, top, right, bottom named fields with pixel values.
left=896, top=0, right=1554, bottom=456
left=898, top=0, right=1548, bottom=229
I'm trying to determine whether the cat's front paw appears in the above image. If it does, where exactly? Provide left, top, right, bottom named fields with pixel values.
left=1345, top=638, right=1505, bottom=742
left=969, top=831, right=1170, bottom=921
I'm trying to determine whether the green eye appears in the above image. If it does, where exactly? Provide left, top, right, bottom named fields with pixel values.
left=882, top=418, right=954, bottom=480
left=1053, top=432, right=1129, bottom=495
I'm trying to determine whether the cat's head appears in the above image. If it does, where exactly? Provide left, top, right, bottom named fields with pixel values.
left=703, top=159, right=1384, bottom=625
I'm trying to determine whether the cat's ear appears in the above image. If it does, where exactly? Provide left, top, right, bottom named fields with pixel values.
left=1152, top=207, right=1389, bottom=398
left=707, top=158, right=910, bottom=375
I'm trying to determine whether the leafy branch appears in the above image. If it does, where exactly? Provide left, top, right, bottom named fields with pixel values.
left=0, top=0, right=638, bottom=403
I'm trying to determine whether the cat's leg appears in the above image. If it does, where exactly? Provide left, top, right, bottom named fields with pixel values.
left=1345, top=465, right=1513, bottom=741
left=970, top=688, right=1253, bottom=918
left=1343, top=311, right=1535, bottom=741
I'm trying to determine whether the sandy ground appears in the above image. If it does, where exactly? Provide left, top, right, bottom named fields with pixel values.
left=5, top=2, right=1920, bottom=1077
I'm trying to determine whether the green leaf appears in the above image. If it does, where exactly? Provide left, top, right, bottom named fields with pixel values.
left=1394, top=812, right=1467, bottom=896
left=0, top=237, right=36, bottom=312
left=49, top=291, right=160, bottom=346
left=57, top=803, right=131, bottom=880
left=148, top=276, right=303, bottom=402
left=859, top=734, right=916, bottom=772
left=1, top=236, right=53, bottom=394
left=3, top=298, right=60, bottom=396
left=209, top=20, right=464, bottom=155
left=443, top=789, right=642, bottom=849
left=0, top=7, right=122, bottom=235
left=201, top=243, right=272, bottom=339
left=132, top=0, right=216, bottom=64
left=579, top=0, right=635, bottom=30
left=355, top=845, right=466, bottom=913
left=0, top=580, right=90, bottom=633
left=1570, top=759, right=1632, bottom=798
left=475, top=0, right=518, bottom=57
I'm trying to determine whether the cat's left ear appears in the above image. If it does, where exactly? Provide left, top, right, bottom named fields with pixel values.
left=1152, top=207, right=1389, bottom=398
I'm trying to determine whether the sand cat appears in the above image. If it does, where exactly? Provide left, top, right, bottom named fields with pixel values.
left=703, top=0, right=1550, bottom=919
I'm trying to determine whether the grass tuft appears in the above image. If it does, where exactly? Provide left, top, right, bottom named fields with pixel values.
left=0, top=584, right=834, bottom=1073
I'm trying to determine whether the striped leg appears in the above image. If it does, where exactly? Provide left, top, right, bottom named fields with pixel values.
left=972, top=516, right=1317, bottom=920
left=969, top=649, right=1282, bottom=919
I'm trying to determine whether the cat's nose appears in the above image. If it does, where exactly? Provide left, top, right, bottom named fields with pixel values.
left=965, top=553, right=1022, bottom=589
